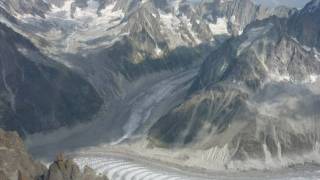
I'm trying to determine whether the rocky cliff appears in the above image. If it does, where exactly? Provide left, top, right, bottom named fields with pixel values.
left=0, top=22, right=102, bottom=136
left=45, top=155, right=108, bottom=180
left=149, top=0, right=320, bottom=169
left=0, top=128, right=108, bottom=180
left=0, top=0, right=293, bottom=138
left=0, top=128, right=46, bottom=179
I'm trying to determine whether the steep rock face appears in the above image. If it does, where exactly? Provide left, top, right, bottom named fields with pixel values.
left=0, top=0, right=50, bottom=17
left=0, top=0, right=295, bottom=88
left=197, top=0, right=296, bottom=35
left=45, top=157, right=108, bottom=180
left=0, top=0, right=295, bottom=78
left=149, top=2, right=320, bottom=169
left=1, top=0, right=206, bottom=140
left=0, top=129, right=108, bottom=180
left=0, top=0, right=294, bottom=59
left=0, top=129, right=46, bottom=179
left=288, top=0, right=320, bottom=49
left=0, top=23, right=102, bottom=135
left=0, top=0, right=296, bottom=138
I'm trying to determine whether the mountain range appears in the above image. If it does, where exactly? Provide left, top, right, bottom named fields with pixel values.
left=149, top=0, right=320, bottom=169
left=0, top=0, right=320, bottom=175
left=0, top=0, right=294, bottom=136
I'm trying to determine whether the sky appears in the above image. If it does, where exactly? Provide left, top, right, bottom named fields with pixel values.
left=254, top=0, right=310, bottom=8
left=188, top=0, right=311, bottom=8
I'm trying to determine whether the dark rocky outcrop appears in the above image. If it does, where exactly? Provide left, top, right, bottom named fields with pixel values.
left=0, top=129, right=108, bottom=180
left=0, top=128, right=46, bottom=180
left=45, top=154, right=108, bottom=180
left=288, top=0, right=320, bottom=49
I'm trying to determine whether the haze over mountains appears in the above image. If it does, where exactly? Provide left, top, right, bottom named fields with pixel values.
left=255, top=0, right=309, bottom=7
left=190, top=0, right=309, bottom=7
left=0, top=0, right=320, bottom=179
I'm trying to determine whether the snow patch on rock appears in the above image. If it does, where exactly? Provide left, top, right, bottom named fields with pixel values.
left=208, top=18, right=229, bottom=36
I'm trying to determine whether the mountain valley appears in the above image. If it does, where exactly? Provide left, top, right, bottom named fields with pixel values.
left=0, top=0, right=320, bottom=179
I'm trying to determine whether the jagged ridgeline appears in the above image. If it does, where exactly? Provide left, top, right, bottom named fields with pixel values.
left=0, top=0, right=293, bottom=138
left=149, top=0, right=320, bottom=169
left=1, top=0, right=319, bottom=174
left=0, top=129, right=108, bottom=180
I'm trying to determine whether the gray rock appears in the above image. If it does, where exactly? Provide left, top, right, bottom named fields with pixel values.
left=0, top=129, right=109, bottom=180
left=0, top=23, right=103, bottom=136
left=45, top=153, right=108, bottom=180
left=0, top=0, right=297, bottom=140
left=0, top=0, right=50, bottom=17
left=195, top=0, right=295, bottom=34
left=0, top=129, right=46, bottom=180
left=149, top=1, right=320, bottom=166
left=288, top=0, right=320, bottom=49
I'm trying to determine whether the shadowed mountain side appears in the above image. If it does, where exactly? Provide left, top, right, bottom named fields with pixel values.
left=0, top=23, right=103, bottom=136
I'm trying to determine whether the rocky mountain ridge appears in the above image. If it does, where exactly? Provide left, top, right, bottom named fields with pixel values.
left=0, top=22, right=102, bottom=136
left=0, top=0, right=295, bottom=137
left=0, top=128, right=46, bottom=180
left=0, top=0, right=295, bottom=59
left=149, top=0, right=320, bottom=170
left=0, top=0, right=319, bottom=174
left=0, top=128, right=108, bottom=180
